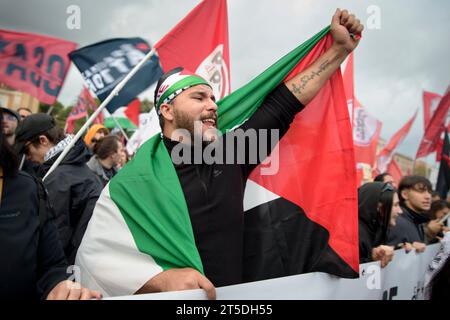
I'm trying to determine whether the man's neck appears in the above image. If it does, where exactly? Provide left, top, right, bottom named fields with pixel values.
left=404, top=203, right=424, bottom=215
left=5, top=135, right=15, bottom=146
left=99, top=157, right=114, bottom=170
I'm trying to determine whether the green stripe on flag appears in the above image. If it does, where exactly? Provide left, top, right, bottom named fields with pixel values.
left=105, top=117, right=137, bottom=129
left=217, top=26, right=330, bottom=132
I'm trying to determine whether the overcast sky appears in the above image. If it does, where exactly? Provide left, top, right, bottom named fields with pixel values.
left=0, top=0, right=449, bottom=161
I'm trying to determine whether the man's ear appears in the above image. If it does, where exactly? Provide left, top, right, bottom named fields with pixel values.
left=160, top=103, right=174, bottom=122
left=400, top=189, right=409, bottom=202
left=39, top=135, right=50, bottom=146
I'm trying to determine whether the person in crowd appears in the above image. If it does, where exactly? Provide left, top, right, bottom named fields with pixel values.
left=431, top=191, right=441, bottom=202
left=1, top=106, right=20, bottom=145
left=14, top=113, right=103, bottom=264
left=373, top=172, right=396, bottom=188
left=387, top=176, right=437, bottom=252
left=84, top=124, right=109, bottom=151
left=87, top=135, right=124, bottom=186
left=17, top=107, right=33, bottom=119
left=358, top=182, right=401, bottom=267
left=76, top=9, right=364, bottom=299
left=0, top=113, right=101, bottom=300
left=425, top=231, right=450, bottom=300
left=425, top=200, right=449, bottom=243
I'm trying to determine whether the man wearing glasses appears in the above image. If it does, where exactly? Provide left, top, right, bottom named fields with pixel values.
left=0, top=106, right=20, bottom=145
left=388, top=175, right=443, bottom=252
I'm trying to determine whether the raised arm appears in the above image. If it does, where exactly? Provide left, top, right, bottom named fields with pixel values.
left=286, top=9, right=363, bottom=105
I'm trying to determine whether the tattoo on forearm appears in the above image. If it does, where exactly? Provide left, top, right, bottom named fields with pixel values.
left=291, top=59, right=331, bottom=96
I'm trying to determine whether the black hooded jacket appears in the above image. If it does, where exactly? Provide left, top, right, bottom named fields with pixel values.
left=37, top=139, right=103, bottom=264
left=0, top=171, right=68, bottom=299
left=358, top=182, right=389, bottom=263
left=387, top=204, right=430, bottom=246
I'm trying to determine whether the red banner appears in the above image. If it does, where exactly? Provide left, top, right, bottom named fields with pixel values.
left=423, top=91, right=442, bottom=131
left=66, top=87, right=100, bottom=133
left=0, top=29, right=77, bottom=104
left=377, top=111, right=417, bottom=173
left=387, top=159, right=402, bottom=187
left=155, top=0, right=230, bottom=100
left=416, top=91, right=450, bottom=159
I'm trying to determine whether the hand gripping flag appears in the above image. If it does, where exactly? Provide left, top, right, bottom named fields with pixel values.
left=0, top=29, right=76, bottom=105
left=76, top=27, right=359, bottom=297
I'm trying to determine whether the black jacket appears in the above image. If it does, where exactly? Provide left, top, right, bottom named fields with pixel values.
left=357, top=182, right=389, bottom=263
left=37, top=140, right=103, bottom=264
left=0, top=171, right=68, bottom=299
left=387, top=204, right=429, bottom=247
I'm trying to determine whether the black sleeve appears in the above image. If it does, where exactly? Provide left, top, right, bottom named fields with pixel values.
left=386, top=220, right=409, bottom=247
left=66, top=176, right=102, bottom=264
left=233, top=83, right=304, bottom=177
left=35, top=181, right=69, bottom=300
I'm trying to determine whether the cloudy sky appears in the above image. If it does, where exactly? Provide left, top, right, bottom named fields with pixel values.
left=0, top=0, right=449, bottom=161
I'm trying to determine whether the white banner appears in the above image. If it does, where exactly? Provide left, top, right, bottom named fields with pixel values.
left=106, top=244, right=440, bottom=300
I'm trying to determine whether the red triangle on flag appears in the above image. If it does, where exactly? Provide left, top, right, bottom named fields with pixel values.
left=125, top=99, right=141, bottom=126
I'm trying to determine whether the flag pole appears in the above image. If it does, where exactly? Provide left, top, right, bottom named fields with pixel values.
left=110, top=115, right=130, bottom=142
left=43, top=48, right=156, bottom=181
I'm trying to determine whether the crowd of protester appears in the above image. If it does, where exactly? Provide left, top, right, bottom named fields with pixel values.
left=1, top=104, right=449, bottom=300
left=360, top=173, right=450, bottom=300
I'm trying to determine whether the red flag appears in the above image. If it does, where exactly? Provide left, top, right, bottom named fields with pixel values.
left=416, top=91, right=450, bottom=159
left=124, top=99, right=141, bottom=126
left=0, top=29, right=77, bottom=105
left=423, top=91, right=442, bottom=130
left=356, top=165, right=364, bottom=187
left=387, top=159, right=402, bottom=187
left=353, top=98, right=382, bottom=167
left=249, top=34, right=359, bottom=276
left=155, top=0, right=230, bottom=100
left=377, top=111, right=417, bottom=173
left=342, top=52, right=354, bottom=124
left=66, top=87, right=100, bottom=133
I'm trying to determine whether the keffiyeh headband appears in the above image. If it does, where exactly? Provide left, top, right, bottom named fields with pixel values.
left=154, top=68, right=211, bottom=115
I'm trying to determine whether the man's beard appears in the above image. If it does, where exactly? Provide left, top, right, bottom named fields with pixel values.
left=173, top=108, right=218, bottom=145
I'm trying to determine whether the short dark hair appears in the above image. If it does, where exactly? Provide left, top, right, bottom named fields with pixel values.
left=29, top=126, right=65, bottom=147
left=93, top=136, right=120, bottom=160
left=398, top=175, right=432, bottom=202
left=432, top=191, right=441, bottom=199
left=429, top=200, right=449, bottom=220
left=374, top=172, right=392, bottom=183
left=17, top=107, right=32, bottom=113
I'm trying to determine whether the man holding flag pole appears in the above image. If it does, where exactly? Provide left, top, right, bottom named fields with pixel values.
left=76, top=8, right=363, bottom=299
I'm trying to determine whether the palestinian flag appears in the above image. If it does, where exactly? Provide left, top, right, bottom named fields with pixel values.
left=76, top=26, right=358, bottom=297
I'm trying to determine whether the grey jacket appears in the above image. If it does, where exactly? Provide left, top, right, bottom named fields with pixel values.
left=86, top=156, right=118, bottom=186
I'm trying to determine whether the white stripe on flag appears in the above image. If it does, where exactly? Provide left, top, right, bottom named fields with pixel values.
left=243, top=180, right=280, bottom=212
left=75, top=184, right=163, bottom=297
